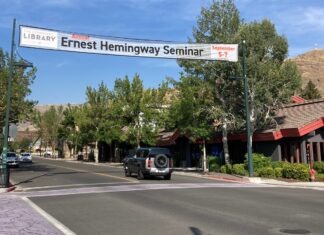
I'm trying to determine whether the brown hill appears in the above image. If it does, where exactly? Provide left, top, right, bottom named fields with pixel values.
left=291, top=49, right=324, bottom=97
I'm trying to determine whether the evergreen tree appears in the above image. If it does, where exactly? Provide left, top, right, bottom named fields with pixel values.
left=300, top=80, right=321, bottom=99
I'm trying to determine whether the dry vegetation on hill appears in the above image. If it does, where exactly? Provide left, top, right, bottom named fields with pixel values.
left=291, top=49, right=324, bottom=97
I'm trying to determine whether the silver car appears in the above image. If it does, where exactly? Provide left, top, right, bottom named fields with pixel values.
left=20, top=152, right=32, bottom=163
left=6, top=152, right=20, bottom=167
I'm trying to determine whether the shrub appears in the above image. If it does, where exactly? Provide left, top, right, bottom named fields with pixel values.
left=272, top=161, right=289, bottom=169
left=208, top=156, right=221, bottom=172
left=244, top=153, right=272, bottom=172
left=274, top=167, right=283, bottom=178
left=258, top=167, right=275, bottom=178
left=282, top=163, right=309, bottom=181
left=313, top=162, right=324, bottom=174
left=232, top=164, right=247, bottom=176
left=220, top=164, right=232, bottom=174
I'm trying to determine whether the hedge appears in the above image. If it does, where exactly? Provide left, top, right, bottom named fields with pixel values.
left=220, top=164, right=232, bottom=174
left=244, top=153, right=272, bottom=172
left=282, top=163, right=309, bottom=181
left=313, top=162, right=324, bottom=174
left=208, top=156, right=221, bottom=172
left=258, top=167, right=275, bottom=178
left=232, top=164, right=247, bottom=176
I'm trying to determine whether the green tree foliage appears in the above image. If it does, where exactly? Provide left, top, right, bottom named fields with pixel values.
left=177, top=0, right=301, bottom=164
left=58, top=104, right=82, bottom=155
left=237, top=20, right=302, bottom=130
left=169, top=75, right=213, bottom=141
left=113, top=74, right=168, bottom=147
left=0, top=48, right=37, bottom=130
left=33, top=106, right=64, bottom=153
left=300, top=80, right=321, bottom=99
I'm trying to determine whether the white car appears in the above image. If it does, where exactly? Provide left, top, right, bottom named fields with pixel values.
left=19, top=152, right=32, bottom=163
left=6, top=152, right=20, bottom=167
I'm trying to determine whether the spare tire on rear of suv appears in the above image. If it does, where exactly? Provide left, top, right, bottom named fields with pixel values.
left=154, top=154, right=168, bottom=168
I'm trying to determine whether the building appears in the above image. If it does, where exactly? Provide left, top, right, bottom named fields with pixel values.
left=157, top=98, right=324, bottom=167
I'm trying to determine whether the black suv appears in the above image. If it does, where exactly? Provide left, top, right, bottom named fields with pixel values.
left=123, top=147, right=173, bottom=180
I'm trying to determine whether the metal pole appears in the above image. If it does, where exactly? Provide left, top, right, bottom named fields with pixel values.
left=242, top=40, right=253, bottom=177
left=2, top=18, right=16, bottom=188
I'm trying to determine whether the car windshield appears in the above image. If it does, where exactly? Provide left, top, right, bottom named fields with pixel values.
left=7, top=153, right=16, bottom=157
left=21, top=153, right=30, bottom=156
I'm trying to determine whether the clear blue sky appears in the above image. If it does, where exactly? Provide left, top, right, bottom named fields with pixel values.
left=1, top=0, right=323, bottom=104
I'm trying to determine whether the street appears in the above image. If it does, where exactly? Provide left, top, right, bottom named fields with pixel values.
left=5, top=157, right=324, bottom=235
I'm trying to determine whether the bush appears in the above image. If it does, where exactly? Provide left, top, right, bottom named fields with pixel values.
left=220, top=164, right=232, bottom=174
left=274, top=167, right=283, bottom=178
left=313, top=162, right=324, bottom=174
left=272, top=161, right=289, bottom=169
left=208, top=156, right=221, bottom=172
left=258, top=167, right=275, bottom=178
left=232, top=164, right=247, bottom=176
left=244, top=153, right=272, bottom=172
left=282, top=163, right=309, bottom=181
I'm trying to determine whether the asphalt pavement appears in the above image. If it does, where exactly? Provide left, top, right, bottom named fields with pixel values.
left=0, top=156, right=323, bottom=235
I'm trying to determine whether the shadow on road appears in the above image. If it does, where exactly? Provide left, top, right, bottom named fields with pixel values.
left=189, top=227, right=203, bottom=235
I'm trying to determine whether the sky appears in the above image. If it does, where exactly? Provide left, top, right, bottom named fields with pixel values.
left=0, top=0, right=323, bottom=105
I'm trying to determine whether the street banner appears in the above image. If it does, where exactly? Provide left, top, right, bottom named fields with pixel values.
left=19, top=25, right=238, bottom=62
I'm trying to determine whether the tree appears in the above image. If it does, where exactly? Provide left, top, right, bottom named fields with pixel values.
left=169, top=75, right=214, bottom=171
left=300, top=80, right=321, bottom=99
left=58, top=104, right=81, bottom=157
left=113, top=74, right=168, bottom=148
left=178, top=0, right=301, bottom=164
left=237, top=20, right=301, bottom=131
left=0, top=48, right=37, bottom=136
left=178, top=0, right=243, bottom=165
left=33, top=106, right=64, bottom=155
left=81, top=82, right=116, bottom=162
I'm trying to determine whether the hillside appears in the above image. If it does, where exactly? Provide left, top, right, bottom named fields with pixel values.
left=291, top=49, right=324, bottom=97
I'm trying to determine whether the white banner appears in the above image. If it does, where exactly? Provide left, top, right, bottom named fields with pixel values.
left=19, top=25, right=238, bottom=62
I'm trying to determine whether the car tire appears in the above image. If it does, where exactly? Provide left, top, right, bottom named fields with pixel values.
left=125, top=167, right=131, bottom=177
left=137, top=168, right=145, bottom=180
left=164, top=174, right=171, bottom=180
left=154, top=154, right=168, bottom=168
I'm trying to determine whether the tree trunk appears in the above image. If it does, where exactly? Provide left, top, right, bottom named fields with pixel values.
left=94, top=141, right=99, bottom=163
left=202, top=139, right=208, bottom=172
left=222, top=120, right=230, bottom=165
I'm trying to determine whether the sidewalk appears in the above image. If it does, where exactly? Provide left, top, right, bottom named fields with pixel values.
left=0, top=195, right=71, bottom=235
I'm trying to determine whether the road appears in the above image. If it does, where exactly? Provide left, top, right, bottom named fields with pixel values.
left=8, top=156, right=324, bottom=235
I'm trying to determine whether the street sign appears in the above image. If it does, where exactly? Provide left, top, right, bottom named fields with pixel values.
left=2, top=123, right=17, bottom=139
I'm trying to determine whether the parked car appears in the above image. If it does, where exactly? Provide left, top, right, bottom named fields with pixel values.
left=19, top=152, right=32, bottom=163
left=6, top=152, right=20, bottom=167
left=43, top=151, right=52, bottom=158
left=123, top=147, right=173, bottom=180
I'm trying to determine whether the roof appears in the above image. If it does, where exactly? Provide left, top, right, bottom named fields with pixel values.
left=157, top=99, right=324, bottom=145
left=253, top=99, right=324, bottom=141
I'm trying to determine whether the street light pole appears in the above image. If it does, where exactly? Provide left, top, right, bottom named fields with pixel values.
left=1, top=18, right=16, bottom=188
left=242, top=40, right=253, bottom=177
left=229, top=40, right=253, bottom=177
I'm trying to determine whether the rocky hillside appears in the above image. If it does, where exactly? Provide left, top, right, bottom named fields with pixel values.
left=291, top=49, right=324, bottom=97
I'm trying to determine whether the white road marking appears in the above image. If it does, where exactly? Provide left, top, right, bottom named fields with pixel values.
left=13, top=183, right=275, bottom=198
left=22, top=196, right=76, bottom=235
left=22, top=181, right=138, bottom=191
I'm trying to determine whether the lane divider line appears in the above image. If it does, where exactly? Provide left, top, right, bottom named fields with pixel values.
left=44, top=162, right=138, bottom=183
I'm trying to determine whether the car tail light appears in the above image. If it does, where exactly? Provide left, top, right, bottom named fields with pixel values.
left=147, top=159, right=152, bottom=168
